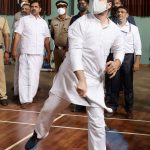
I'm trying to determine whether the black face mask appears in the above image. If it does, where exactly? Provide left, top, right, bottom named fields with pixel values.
left=78, top=4, right=87, bottom=12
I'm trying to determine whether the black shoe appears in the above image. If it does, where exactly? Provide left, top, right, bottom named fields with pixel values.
left=13, top=95, right=20, bottom=104
left=71, top=105, right=86, bottom=112
left=20, top=103, right=31, bottom=109
left=1, top=99, right=8, bottom=106
left=25, top=131, right=40, bottom=150
left=126, top=111, right=133, bottom=119
left=13, top=95, right=19, bottom=100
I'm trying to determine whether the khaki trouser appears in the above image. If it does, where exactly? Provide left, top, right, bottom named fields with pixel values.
left=54, top=47, right=66, bottom=72
left=0, top=50, right=7, bottom=99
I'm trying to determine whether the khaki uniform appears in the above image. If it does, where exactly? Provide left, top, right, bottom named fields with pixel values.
left=51, top=15, right=71, bottom=71
left=0, top=16, right=10, bottom=100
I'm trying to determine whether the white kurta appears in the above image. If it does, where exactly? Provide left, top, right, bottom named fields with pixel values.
left=50, top=14, right=125, bottom=112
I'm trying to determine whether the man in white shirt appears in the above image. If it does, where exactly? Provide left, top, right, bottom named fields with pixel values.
left=25, top=0, right=124, bottom=150
left=106, top=6, right=142, bottom=119
left=12, top=2, right=30, bottom=102
left=13, top=0, right=29, bottom=28
left=12, top=0, right=51, bottom=109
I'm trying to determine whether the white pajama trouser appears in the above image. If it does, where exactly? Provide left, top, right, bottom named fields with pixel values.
left=14, top=55, right=19, bottom=96
left=35, top=93, right=106, bottom=150
left=19, top=54, right=43, bottom=104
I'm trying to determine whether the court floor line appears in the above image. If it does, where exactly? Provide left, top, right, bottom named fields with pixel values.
left=4, top=133, right=33, bottom=150
left=5, top=123, right=150, bottom=150
left=52, top=125, right=150, bottom=137
left=0, top=120, right=35, bottom=126
left=1, top=118, right=150, bottom=138
left=0, top=108, right=40, bottom=113
left=4, top=114, right=65, bottom=150
left=1, top=108, right=150, bottom=124
left=107, top=130, right=150, bottom=137
left=3, top=118, right=150, bottom=149
left=0, top=114, right=65, bottom=126
left=62, top=113, right=150, bottom=123
left=105, top=117, right=150, bottom=123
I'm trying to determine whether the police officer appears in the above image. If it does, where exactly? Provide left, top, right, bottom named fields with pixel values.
left=51, top=0, right=71, bottom=72
left=0, top=16, right=10, bottom=106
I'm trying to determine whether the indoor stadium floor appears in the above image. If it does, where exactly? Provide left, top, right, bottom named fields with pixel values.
left=0, top=64, right=149, bottom=150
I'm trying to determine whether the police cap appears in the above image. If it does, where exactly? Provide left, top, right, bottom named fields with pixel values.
left=56, top=0, right=68, bottom=7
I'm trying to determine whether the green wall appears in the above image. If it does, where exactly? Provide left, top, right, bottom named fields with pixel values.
left=4, top=0, right=150, bottom=64
left=134, top=17, right=150, bottom=65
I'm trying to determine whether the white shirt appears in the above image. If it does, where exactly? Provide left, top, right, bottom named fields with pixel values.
left=15, top=14, right=50, bottom=55
left=69, top=14, right=125, bottom=79
left=13, top=15, right=27, bottom=51
left=117, top=21, right=142, bottom=55
left=50, top=14, right=125, bottom=111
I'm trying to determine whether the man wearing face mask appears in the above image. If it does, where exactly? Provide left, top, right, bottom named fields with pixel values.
left=25, top=0, right=124, bottom=150
left=69, top=0, right=89, bottom=113
left=51, top=0, right=71, bottom=72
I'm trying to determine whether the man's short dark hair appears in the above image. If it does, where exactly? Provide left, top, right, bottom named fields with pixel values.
left=77, top=0, right=89, bottom=4
left=112, top=0, right=126, bottom=7
left=117, top=5, right=128, bottom=13
left=56, top=0, right=68, bottom=7
left=30, top=0, right=41, bottom=7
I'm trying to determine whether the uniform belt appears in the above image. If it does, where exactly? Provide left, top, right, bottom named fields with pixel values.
left=55, top=45, right=66, bottom=50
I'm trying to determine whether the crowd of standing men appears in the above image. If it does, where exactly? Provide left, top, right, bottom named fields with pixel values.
left=0, top=0, right=142, bottom=115
left=0, top=0, right=142, bottom=150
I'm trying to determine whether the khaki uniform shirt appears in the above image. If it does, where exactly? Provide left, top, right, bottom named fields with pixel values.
left=0, top=16, right=10, bottom=45
left=51, top=15, right=71, bottom=47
